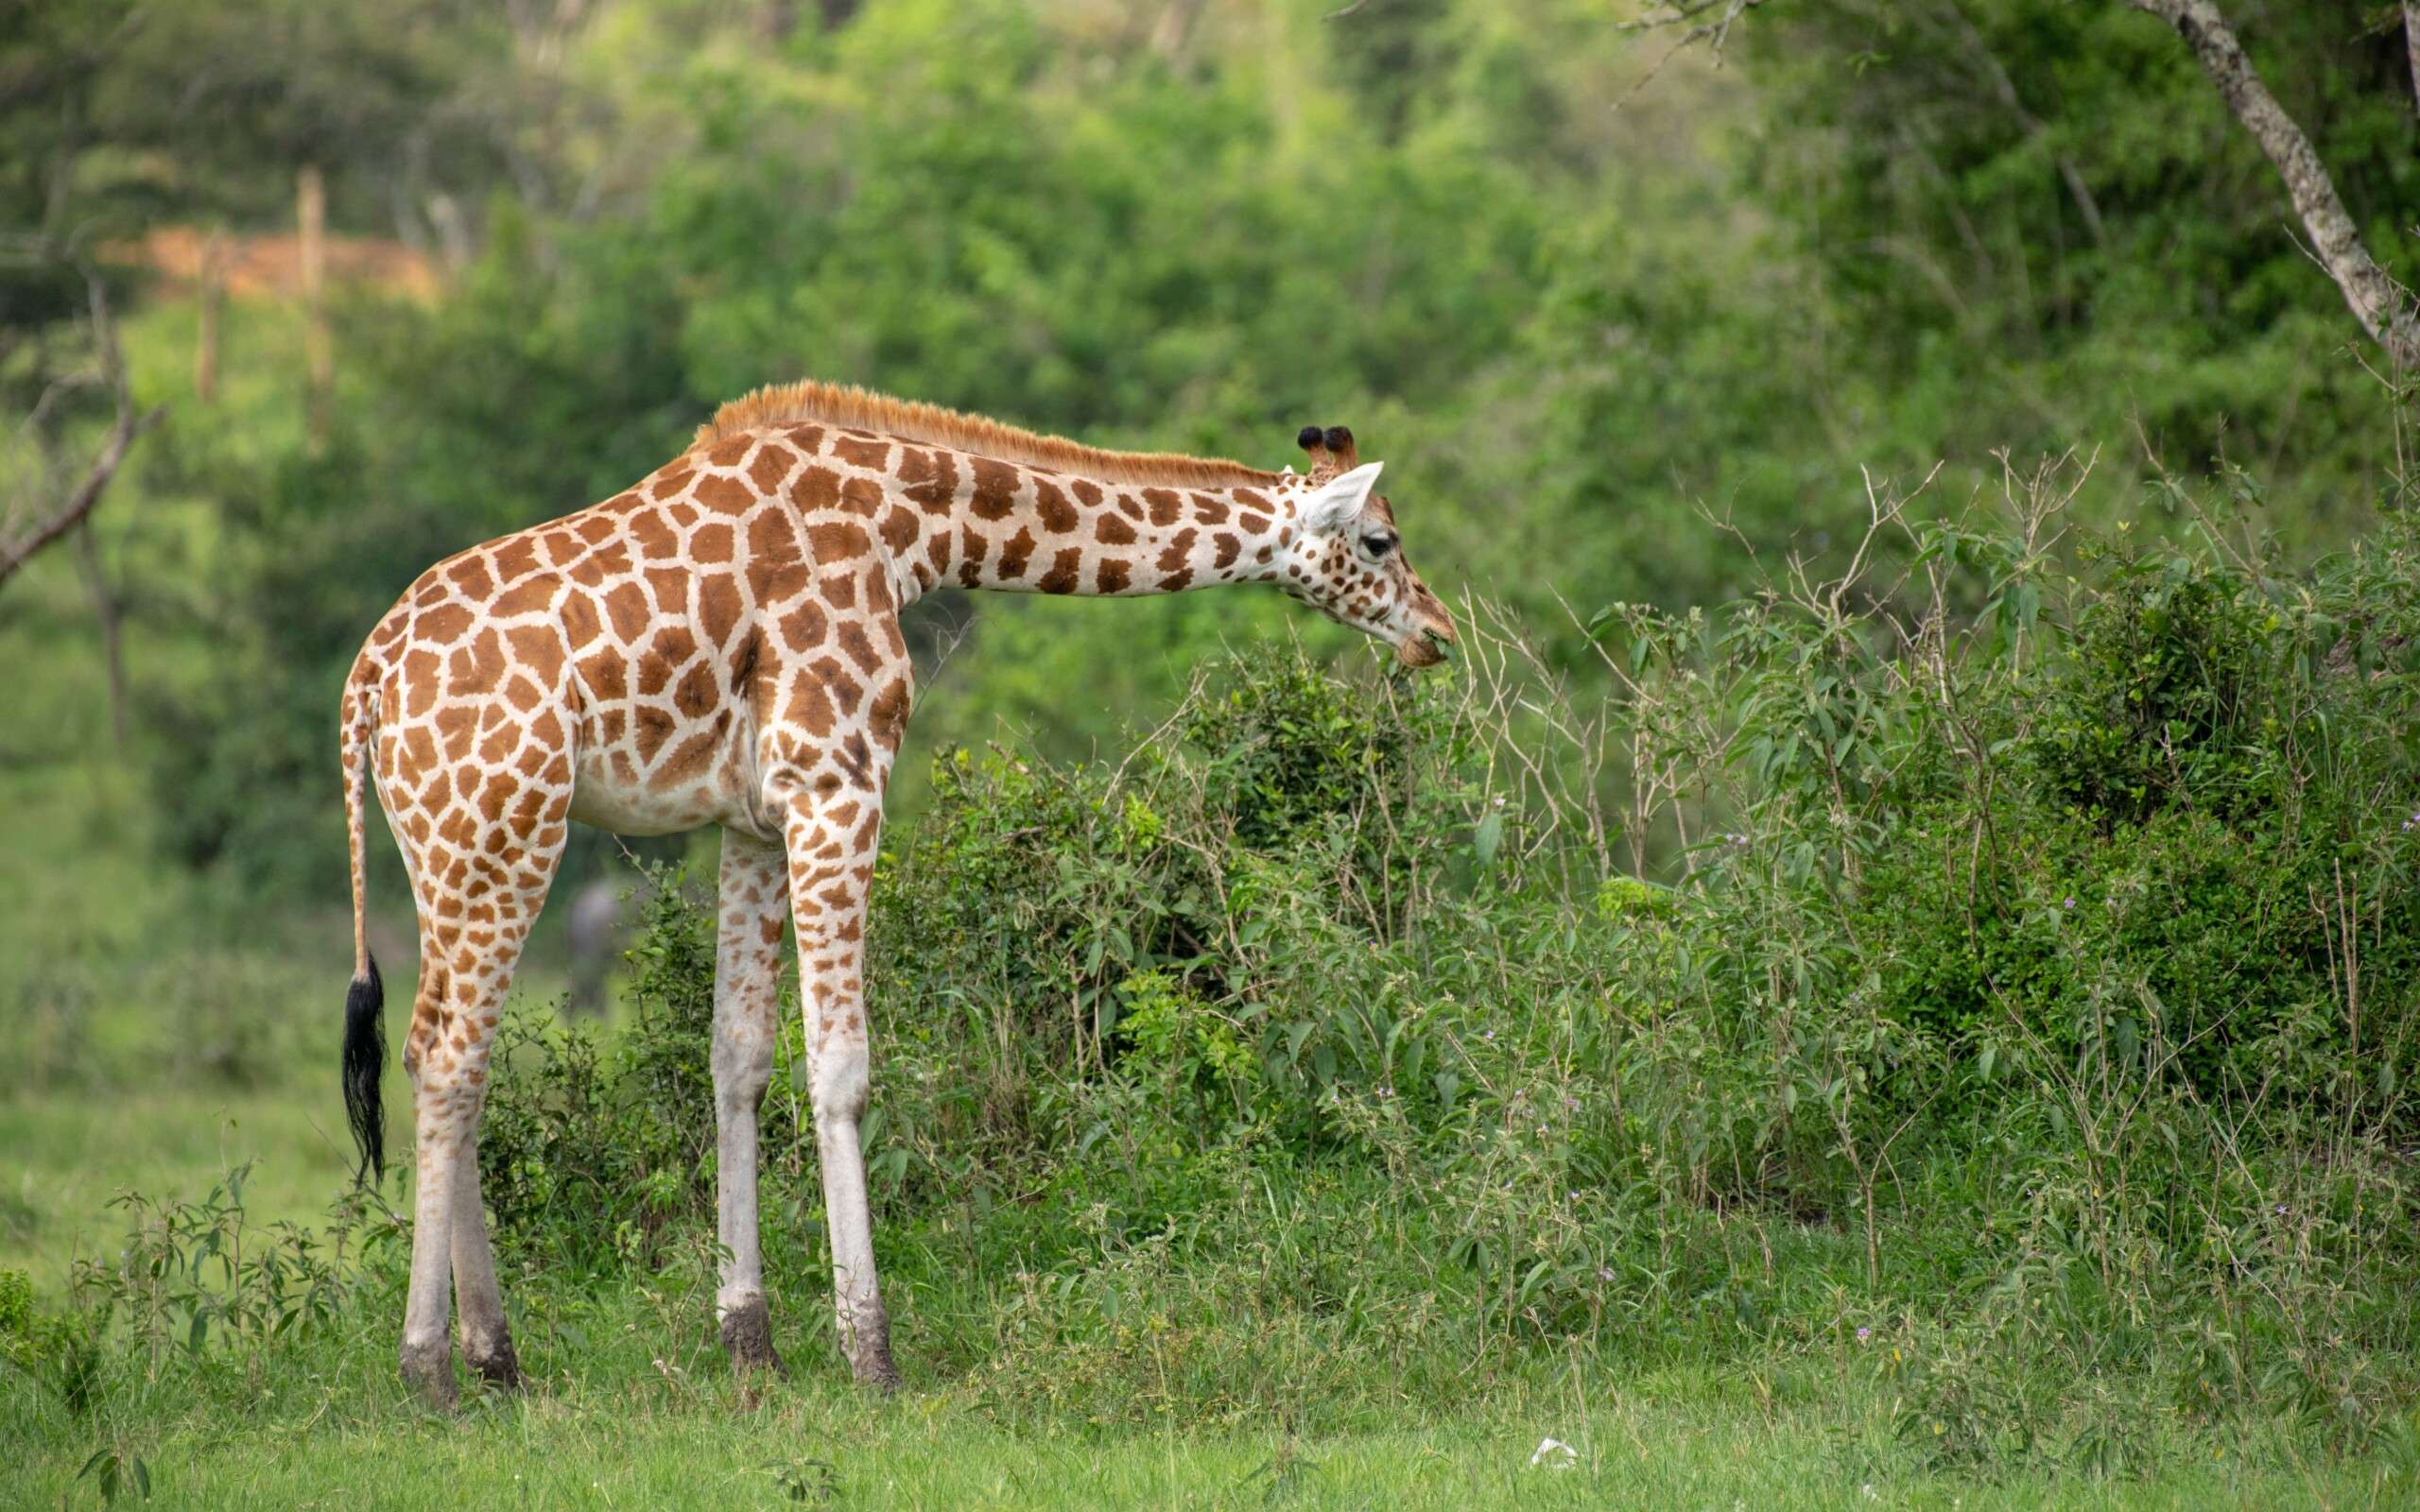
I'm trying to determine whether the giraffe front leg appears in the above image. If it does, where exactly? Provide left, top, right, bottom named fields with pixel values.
left=713, top=828, right=789, bottom=1376
left=780, top=788, right=900, bottom=1391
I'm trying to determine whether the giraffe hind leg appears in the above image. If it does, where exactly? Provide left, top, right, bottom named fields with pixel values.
left=453, top=1148, right=521, bottom=1388
left=387, top=752, right=570, bottom=1407
left=712, top=829, right=790, bottom=1377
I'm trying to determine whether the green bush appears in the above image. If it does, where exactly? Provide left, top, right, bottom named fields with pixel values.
left=477, top=872, right=731, bottom=1271
left=42, top=469, right=2406, bottom=1450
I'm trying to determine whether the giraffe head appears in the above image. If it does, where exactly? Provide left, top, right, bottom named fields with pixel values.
left=1283, top=425, right=1457, bottom=667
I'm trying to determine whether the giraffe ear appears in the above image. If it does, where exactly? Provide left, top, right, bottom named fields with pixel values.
left=1301, top=460, right=1383, bottom=535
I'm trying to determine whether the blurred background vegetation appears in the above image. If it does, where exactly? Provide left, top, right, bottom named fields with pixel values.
left=7, top=0, right=2412, bottom=905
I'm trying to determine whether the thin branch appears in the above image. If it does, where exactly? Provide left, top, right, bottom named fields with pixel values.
left=1617, top=0, right=1766, bottom=65
left=0, top=406, right=157, bottom=586
left=1924, top=0, right=2106, bottom=248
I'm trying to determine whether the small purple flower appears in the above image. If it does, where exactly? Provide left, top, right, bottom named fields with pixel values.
left=1857, top=1327, right=1873, bottom=1342
left=1597, top=1265, right=1616, bottom=1282
left=1484, top=1029, right=1495, bottom=1041
left=2064, top=896, right=2075, bottom=911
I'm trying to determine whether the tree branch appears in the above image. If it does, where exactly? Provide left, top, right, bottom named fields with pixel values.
left=2132, top=0, right=2419, bottom=370
left=0, top=407, right=157, bottom=587
left=1618, top=0, right=1766, bottom=61
left=2406, top=2, right=2419, bottom=117
left=0, top=275, right=164, bottom=591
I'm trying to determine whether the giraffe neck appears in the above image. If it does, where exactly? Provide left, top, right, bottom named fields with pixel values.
left=859, top=440, right=1307, bottom=609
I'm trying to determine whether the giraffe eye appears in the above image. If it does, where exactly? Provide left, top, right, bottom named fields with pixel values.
left=1360, top=531, right=1396, bottom=559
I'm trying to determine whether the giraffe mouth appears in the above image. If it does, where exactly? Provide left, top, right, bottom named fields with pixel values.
left=1396, top=627, right=1454, bottom=668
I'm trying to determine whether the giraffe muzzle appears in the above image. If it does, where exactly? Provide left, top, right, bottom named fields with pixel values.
left=1397, top=625, right=1455, bottom=668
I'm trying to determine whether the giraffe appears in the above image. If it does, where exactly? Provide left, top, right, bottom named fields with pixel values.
left=337, top=381, right=1457, bottom=1405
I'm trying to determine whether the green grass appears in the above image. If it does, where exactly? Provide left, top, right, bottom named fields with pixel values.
left=0, top=1091, right=352, bottom=1293
left=9, top=1340, right=2412, bottom=1511
left=6, top=1016, right=2417, bottom=1509
left=10, top=974, right=2416, bottom=1509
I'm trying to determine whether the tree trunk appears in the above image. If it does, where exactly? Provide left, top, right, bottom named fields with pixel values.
left=73, top=519, right=130, bottom=750
left=195, top=229, right=226, bottom=404
left=2131, top=0, right=2419, bottom=371
left=298, top=164, right=333, bottom=443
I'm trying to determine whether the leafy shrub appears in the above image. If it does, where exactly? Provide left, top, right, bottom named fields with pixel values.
left=6, top=463, right=2376, bottom=1451
left=477, top=871, right=735, bottom=1271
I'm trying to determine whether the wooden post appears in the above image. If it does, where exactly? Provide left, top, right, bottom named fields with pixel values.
left=195, top=229, right=227, bottom=404
left=298, top=164, right=332, bottom=444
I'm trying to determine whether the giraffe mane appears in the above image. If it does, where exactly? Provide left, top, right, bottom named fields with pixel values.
left=694, top=379, right=1286, bottom=490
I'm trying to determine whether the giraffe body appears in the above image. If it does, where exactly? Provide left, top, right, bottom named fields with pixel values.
left=337, top=384, right=1453, bottom=1403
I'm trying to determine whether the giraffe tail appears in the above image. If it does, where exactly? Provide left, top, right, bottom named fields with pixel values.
left=339, top=661, right=386, bottom=1187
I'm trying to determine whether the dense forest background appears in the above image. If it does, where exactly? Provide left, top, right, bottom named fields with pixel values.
left=5, top=0, right=2411, bottom=934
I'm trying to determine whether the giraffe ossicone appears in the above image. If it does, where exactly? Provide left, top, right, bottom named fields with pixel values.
left=336, top=379, right=1457, bottom=1404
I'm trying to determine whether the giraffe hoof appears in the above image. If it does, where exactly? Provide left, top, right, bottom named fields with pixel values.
left=400, top=1338, right=458, bottom=1411
left=852, top=1348, right=902, bottom=1394
left=848, top=1304, right=901, bottom=1393
left=720, top=1297, right=786, bottom=1377
left=466, top=1337, right=524, bottom=1393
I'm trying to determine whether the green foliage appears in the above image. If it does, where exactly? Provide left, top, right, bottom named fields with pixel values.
left=13, top=0, right=2420, bottom=1489
left=1733, top=0, right=2417, bottom=507
left=477, top=869, right=731, bottom=1271
left=78, top=0, right=2411, bottom=906
left=64, top=1164, right=382, bottom=1371
left=443, top=482, right=2420, bottom=1450
left=2027, top=538, right=2280, bottom=825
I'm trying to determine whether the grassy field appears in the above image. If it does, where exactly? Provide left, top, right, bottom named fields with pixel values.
left=14, top=1362, right=2411, bottom=1511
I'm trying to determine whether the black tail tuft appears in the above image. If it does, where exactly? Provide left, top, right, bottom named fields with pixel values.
left=342, top=953, right=386, bottom=1186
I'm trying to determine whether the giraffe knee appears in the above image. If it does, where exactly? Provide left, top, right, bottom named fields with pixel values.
left=713, top=1027, right=775, bottom=1113
left=810, top=1040, right=869, bottom=1124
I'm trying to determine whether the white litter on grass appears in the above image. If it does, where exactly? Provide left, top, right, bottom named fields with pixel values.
left=1529, top=1437, right=1578, bottom=1469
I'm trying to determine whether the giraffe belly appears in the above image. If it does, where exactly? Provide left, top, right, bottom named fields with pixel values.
left=564, top=765, right=730, bottom=837
left=565, top=704, right=764, bottom=839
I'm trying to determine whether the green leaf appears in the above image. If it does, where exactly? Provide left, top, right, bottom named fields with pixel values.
left=1473, top=812, right=1504, bottom=868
